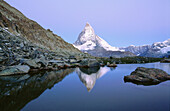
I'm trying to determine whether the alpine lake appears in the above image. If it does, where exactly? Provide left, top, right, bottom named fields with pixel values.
left=0, top=62, right=169, bottom=111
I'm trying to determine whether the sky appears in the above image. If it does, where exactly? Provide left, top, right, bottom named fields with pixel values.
left=4, top=0, right=170, bottom=47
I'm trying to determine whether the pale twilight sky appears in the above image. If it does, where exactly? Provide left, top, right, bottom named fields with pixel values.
left=5, top=0, right=170, bottom=47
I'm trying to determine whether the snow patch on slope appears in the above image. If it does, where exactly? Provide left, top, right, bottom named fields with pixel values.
left=73, top=40, right=96, bottom=50
left=95, top=35, right=120, bottom=51
left=160, top=46, right=170, bottom=53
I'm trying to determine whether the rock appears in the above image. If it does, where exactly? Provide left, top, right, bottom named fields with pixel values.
left=36, top=59, right=48, bottom=67
left=0, top=65, right=30, bottom=76
left=106, top=62, right=117, bottom=67
left=56, top=63, right=65, bottom=69
left=80, top=59, right=100, bottom=68
left=69, top=55, right=76, bottom=59
left=70, top=63, right=80, bottom=68
left=0, top=74, right=30, bottom=82
left=69, top=59, right=77, bottom=63
left=22, top=59, right=40, bottom=69
left=160, top=59, right=170, bottom=63
left=107, top=64, right=117, bottom=67
left=48, top=60, right=64, bottom=64
left=107, top=62, right=110, bottom=66
left=124, top=67, right=170, bottom=85
left=63, top=63, right=72, bottom=68
left=100, top=63, right=105, bottom=67
left=48, top=60, right=65, bottom=68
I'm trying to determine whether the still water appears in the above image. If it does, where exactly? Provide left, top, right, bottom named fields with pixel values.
left=0, top=63, right=169, bottom=111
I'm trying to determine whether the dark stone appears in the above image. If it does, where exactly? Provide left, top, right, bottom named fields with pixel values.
left=107, top=64, right=117, bottom=67
left=124, top=67, right=170, bottom=85
left=21, top=59, right=40, bottom=69
left=0, top=65, right=30, bottom=76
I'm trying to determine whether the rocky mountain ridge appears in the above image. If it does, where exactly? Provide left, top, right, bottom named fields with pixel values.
left=73, top=23, right=135, bottom=58
left=0, top=0, right=83, bottom=57
left=0, top=1, right=110, bottom=76
left=74, top=23, right=169, bottom=58
left=0, top=26, right=107, bottom=76
left=121, top=39, right=170, bottom=58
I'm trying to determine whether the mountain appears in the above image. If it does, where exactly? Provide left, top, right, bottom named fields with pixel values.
left=152, top=39, right=170, bottom=54
left=86, top=47, right=135, bottom=58
left=73, top=23, right=135, bottom=58
left=120, top=45, right=151, bottom=56
left=0, top=0, right=84, bottom=57
left=74, top=23, right=119, bottom=51
left=74, top=23, right=169, bottom=58
left=121, top=39, right=170, bottom=58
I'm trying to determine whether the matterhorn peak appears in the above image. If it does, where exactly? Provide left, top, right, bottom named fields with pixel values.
left=85, top=22, right=91, bottom=27
left=73, top=23, right=119, bottom=51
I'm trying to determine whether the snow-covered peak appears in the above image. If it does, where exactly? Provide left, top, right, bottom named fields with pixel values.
left=74, top=23, right=119, bottom=51
left=152, top=39, right=170, bottom=50
left=121, top=38, right=170, bottom=56
left=162, top=39, right=170, bottom=45
left=154, top=39, right=170, bottom=53
left=84, top=22, right=93, bottom=30
left=74, top=22, right=96, bottom=46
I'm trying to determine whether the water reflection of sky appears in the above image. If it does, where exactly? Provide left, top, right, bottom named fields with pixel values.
left=3, top=63, right=170, bottom=111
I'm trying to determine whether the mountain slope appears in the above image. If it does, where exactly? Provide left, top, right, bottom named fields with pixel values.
left=85, top=47, right=135, bottom=58
left=0, top=0, right=83, bottom=57
left=73, top=23, right=135, bottom=58
left=120, top=45, right=151, bottom=56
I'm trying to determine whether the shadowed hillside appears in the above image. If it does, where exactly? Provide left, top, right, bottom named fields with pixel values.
left=0, top=0, right=83, bottom=57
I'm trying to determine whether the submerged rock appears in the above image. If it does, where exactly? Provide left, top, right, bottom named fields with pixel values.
left=0, top=65, right=30, bottom=76
left=124, top=67, right=170, bottom=85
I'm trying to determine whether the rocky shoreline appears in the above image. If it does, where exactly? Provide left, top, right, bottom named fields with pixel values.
left=160, top=59, right=170, bottom=63
left=0, top=27, right=117, bottom=76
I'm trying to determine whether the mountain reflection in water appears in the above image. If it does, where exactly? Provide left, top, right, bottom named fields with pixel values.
left=0, top=67, right=112, bottom=111
left=0, top=69, right=75, bottom=111
left=0, top=63, right=169, bottom=111
left=76, top=67, right=111, bottom=92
